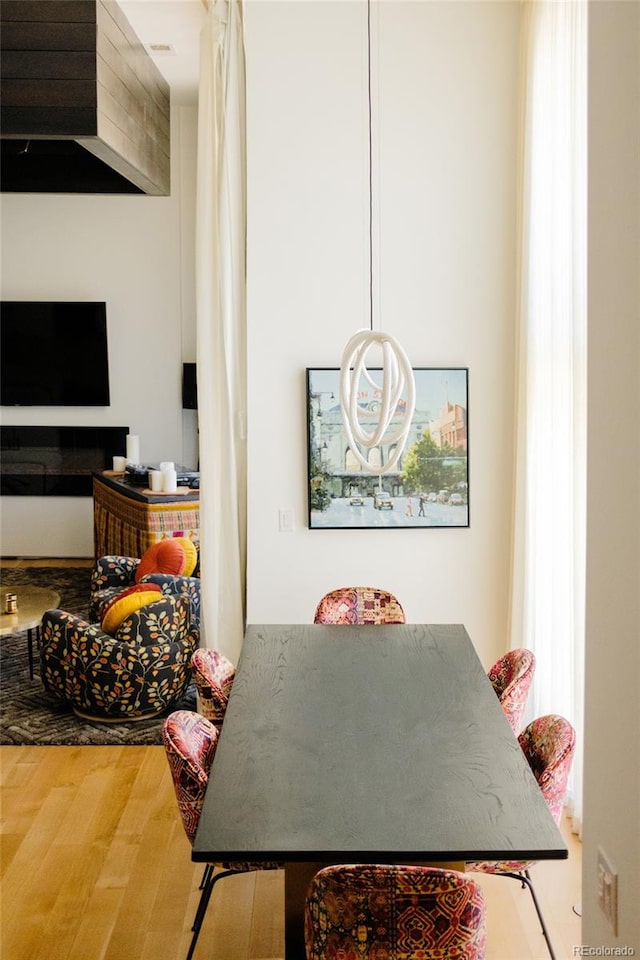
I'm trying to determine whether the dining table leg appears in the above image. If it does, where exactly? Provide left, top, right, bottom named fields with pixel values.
left=284, top=861, right=326, bottom=959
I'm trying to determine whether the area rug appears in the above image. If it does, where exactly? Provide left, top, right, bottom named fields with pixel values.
left=0, top=566, right=196, bottom=745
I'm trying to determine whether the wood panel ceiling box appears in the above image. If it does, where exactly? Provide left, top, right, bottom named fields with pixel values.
left=0, top=0, right=170, bottom=195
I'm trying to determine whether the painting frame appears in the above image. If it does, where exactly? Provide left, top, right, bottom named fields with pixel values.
left=306, top=367, right=470, bottom=530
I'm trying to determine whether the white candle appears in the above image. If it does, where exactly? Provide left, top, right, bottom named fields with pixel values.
left=126, top=434, right=140, bottom=464
left=112, top=456, right=126, bottom=472
left=149, top=470, right=163, bottom=491
left=162, top=468, right=177, bottom=493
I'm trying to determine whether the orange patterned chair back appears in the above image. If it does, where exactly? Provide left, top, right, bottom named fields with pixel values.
left=305, top=864, right=487, bottom=959
left=518, top=713, right=576, bottom=825
left=465, top=714, right=575, bottom=960
left=162, top=710, right=282, bottom=960
left=467, top=713, right=576, bottom=873
left=488, top=648, right=536, bottom=734
left=314, top=586, right=406, bottom=625
left=191, top=648, right=235, bottom=724
left=163, top=709, right=218, bottom=843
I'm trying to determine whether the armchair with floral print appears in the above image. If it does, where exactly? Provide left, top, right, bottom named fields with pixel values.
left=40, top=594, right=195, bottom=721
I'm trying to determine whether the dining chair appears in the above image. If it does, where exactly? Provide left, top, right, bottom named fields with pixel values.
left=487, top=648, right=536, bottom=734
left=467, top=713, right=576, bottom=960
left=313, top=586, right=406, bottom=624
left=162, top=710, right=282, bottom=960
left=188, top=650, right=235, bottom=898
left=191, top=648, right=235, bottom=725
left=304, top=863, right=487, bottom=959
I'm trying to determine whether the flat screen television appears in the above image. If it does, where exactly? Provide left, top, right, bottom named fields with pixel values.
left=0, top=300, right=110, bottom=406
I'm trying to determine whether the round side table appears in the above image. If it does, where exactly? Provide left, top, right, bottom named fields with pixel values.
left=0, top=586, right=61, bottom=680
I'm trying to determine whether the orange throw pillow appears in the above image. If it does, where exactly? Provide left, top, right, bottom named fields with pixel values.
left=101, top=583, right=162, bottom=634
left=174, top=537, right=198, bottom=576
left=134, top=540, right=187, bottom=583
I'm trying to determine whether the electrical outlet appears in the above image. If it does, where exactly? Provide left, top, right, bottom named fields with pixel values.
left=597, top=847, right=618, bottom=935
left=278, top=508, right=294, bottom=533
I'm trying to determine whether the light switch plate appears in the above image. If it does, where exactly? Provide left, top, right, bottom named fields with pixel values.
left=278, top=508, right=294, bottom=533
left=597, top=846, right=618, bottom=935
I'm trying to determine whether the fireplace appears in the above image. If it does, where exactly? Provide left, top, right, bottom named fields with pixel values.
left=1, top=425, right=129, bottom=496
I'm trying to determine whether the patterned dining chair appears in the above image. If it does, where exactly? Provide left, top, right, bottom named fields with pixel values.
left=162, top=711, right=282, bottom=960
left=487, top=648, right=536, bottom=734
left=191, top=648, right=235, bottom=725
left=304, top=863, right=487, bottom=959
left=313, top=586, right=406, bottom=625
left=467, top=714, right=576, bottom=960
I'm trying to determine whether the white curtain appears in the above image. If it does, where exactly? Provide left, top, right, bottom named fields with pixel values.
left=195, top=0, right=247, bottom=664
left=510, top=0, right=587, bottom=833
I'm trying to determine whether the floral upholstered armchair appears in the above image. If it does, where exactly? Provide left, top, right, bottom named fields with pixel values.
left=89, top=539, right=201, bottom=641
left=41, top=594, right=196, bottom=721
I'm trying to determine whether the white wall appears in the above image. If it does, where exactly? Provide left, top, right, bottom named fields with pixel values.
left=0, top=106, right=199, bottom=557
left=1, top=3, right=522, bottom=669
left=245, top=0, right=520, bottom=668
left=583, top=1, right=640, bottom=950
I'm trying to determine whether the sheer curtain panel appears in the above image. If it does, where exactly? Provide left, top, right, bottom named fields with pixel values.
left=510, top=0, right=587, bottom=833
left=195, top=0, right=247, bottom=664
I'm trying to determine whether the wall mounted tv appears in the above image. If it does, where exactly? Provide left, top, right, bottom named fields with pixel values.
left=0, top=301, right=110, bottom=406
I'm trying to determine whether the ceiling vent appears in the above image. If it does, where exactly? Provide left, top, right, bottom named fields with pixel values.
left=0, top=0, right=170, bottom=195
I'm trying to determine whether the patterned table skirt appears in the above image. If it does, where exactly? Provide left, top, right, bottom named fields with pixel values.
left=93, top=476, right=199, bottom=558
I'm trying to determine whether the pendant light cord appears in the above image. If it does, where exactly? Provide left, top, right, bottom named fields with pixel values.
left=367, top=0, right=373, bottom=333
left=339, top=0, right=417, bottom=480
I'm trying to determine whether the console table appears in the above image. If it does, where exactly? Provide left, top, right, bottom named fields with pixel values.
left=93, top=472, right=199, bottom=559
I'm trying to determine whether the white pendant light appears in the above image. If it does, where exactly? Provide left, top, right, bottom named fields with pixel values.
left=339, top=0, right=415, bottom=478
left=340, top=330, right=415, bottom=474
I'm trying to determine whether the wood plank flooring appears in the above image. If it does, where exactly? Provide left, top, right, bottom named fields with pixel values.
left=1, top=744, right=581, bottom=960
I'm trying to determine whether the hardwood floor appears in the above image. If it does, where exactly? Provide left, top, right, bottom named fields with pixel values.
left=1, top=744, right=581, bottom=960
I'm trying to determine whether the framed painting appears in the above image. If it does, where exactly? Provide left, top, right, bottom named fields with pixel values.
left=306, top=367, right=469, bottom=529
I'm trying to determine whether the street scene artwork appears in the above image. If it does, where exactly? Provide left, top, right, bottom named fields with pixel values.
left=307, top=368, right=469, bottom=529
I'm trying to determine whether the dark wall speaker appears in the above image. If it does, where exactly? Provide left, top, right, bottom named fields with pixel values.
left=182, top=362, right=197, bottom=410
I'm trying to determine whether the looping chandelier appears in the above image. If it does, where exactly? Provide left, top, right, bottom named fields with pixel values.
left=340, top=330, right=415, bottom=475
left=339, top=0, right=415, bottom=478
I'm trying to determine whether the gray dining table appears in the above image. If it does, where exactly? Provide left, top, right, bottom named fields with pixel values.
left=192, top=623, right=566, bottom=956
